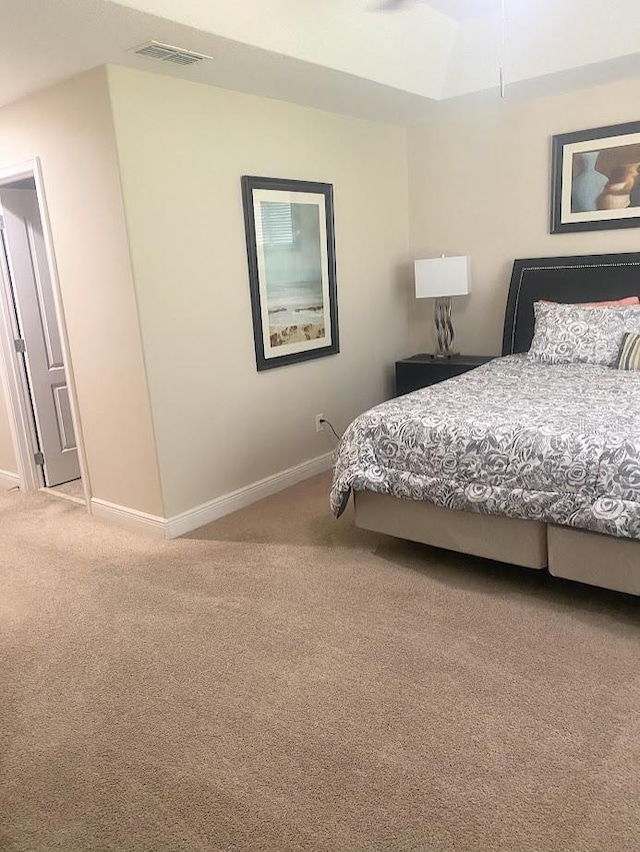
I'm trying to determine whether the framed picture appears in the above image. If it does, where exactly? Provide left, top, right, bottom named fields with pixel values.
left=551, top=120, right=640, bottom=233
left=241, top=175, right=339, bottom=371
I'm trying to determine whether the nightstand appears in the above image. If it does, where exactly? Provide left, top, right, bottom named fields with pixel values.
left=395, top=354, right=495, bottom=396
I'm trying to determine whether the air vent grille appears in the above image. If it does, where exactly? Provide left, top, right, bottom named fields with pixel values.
left=132, top=41, right=211, bottom=66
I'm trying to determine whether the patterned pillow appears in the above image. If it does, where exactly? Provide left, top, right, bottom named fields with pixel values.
left=529, top=301, right=640, bottom=366
left=616, top=332, right=640, bottom=370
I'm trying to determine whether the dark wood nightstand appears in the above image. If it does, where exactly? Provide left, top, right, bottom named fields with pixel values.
left=395, top=354, right=495, bottom=396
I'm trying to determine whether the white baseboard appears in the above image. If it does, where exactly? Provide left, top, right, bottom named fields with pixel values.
left=87, top=451, right=334, bottom=539
left=165, top=450, right=334, bottom=539
left=0, top=469, right=19, bottom=490
left=90, top=498, right=167, bottom=539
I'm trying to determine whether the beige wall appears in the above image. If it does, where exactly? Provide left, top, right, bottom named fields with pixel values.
left=0, top=69, right=164, bottom=514
left=3, top=65, right=636, bottom=521
left=107, top=66, right=410, bottom=517
left=0, top=383, right=16, bottom=473
left=408, top=78, right=640, bottom=356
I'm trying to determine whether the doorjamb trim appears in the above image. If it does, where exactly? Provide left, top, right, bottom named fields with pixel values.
left=0, top=159, right=91, bottom=507
left=0, top=214, right=40, bottom=492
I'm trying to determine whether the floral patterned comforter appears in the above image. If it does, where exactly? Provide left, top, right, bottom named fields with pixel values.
left=331, top=355, right=640, bottom=539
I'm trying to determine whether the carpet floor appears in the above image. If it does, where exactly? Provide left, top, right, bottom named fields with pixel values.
left=1, top=473, right=639, bottom=851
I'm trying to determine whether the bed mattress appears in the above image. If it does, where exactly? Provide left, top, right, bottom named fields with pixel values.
left=331, top=355, right=640, bottom=540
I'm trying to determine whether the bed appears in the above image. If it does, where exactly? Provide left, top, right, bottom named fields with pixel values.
left=331, top=252, right=640, bottom=597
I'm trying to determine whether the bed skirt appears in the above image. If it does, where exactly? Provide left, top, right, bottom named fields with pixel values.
left=354, top=491, right=547, bottom=569
left=354, top=491, right=640, bottom=595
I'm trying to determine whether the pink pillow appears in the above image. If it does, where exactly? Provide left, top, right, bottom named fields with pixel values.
left=540, top=296, right=639, bottom=307
left=582, top=296, right=640, bottom=307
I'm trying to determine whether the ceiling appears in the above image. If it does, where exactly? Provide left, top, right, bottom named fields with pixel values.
left=419, top=0, right=491, bottom=20
left=2, top=0, right=640, bottom=124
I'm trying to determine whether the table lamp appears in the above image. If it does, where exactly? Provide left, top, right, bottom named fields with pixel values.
left=414, top=255, right=471, bottom=357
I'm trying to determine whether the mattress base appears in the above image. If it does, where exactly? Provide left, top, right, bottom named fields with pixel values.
left=548, top=525, right=640, bottom=596
left=354, top=491, right=640, bottom=595
left=354, top=491, right=547, bottom=569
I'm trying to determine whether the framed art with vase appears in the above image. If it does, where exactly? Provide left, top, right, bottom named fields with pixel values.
left=550, top=120, right=640, bottom=234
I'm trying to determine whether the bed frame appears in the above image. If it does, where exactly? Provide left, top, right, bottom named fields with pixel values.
left=355, top=252, right=640, bottom=597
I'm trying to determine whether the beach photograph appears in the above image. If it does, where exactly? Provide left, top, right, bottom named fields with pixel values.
left=242, top=175, right=339, bottom=370
left=258, top=199, right=328, bottom=347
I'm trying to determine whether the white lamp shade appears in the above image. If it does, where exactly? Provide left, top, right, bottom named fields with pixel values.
left=414, top=255, right=472, bottom=299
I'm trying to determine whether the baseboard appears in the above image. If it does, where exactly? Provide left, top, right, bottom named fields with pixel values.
left=87, top=451, right=334, bottom=540
left=0, top=469, right=19, bottom=490
left=165, top=450, right=334, bottom=539
left=90, top=498, right=167, bottom=539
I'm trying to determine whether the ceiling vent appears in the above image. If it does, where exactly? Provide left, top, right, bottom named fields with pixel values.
left=131, top=41, right=212, bottom=66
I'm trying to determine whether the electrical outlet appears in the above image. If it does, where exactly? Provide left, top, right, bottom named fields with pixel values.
left=315, top=413, right=324, bottom=433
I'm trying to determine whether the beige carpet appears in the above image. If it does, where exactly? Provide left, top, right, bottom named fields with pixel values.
left=1, top=474, right=639, bottom=851
left=46, top=477, right=84, bottom=502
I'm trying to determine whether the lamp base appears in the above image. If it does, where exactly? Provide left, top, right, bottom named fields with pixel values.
left=428, top=351, right=460, bottom=359
left=433, top=296, right=457, bottom=357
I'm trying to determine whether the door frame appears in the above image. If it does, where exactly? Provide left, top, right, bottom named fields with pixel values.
left=0, top=158, right=91, bottom=506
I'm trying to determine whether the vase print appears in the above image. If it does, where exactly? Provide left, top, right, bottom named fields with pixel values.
left=571, top=151, right=608, bottom=213
left=629, top=169, right=640, bottom=207
left=598, top=163, right=640, bottom=210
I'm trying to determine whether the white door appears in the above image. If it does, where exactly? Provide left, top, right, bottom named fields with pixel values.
left=0, top=187, right=80, bottom=486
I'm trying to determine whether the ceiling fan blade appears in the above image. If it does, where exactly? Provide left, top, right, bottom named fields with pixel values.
left=374, top=0, right=413, bottom=11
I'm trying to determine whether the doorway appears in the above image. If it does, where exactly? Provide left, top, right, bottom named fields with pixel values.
left=0, top=160, right=89, bottom=506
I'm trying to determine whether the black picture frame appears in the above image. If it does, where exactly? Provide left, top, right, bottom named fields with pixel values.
left=550, top=120, right=640, bottom=234
left=241, top=175, right=339, bottom=371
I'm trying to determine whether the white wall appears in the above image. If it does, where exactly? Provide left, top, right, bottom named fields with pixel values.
left=110, top=0, right=457, bottom=99
left=0, top=68, right=164, bottom=514
left=108, top=66, right=410, bottom=517
left=408, top=77, right=640, bottom=355
left=443, top=0, right=640, bottom=99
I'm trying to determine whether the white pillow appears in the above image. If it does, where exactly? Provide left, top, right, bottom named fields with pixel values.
left=529, top=301, right=640, bottom=366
